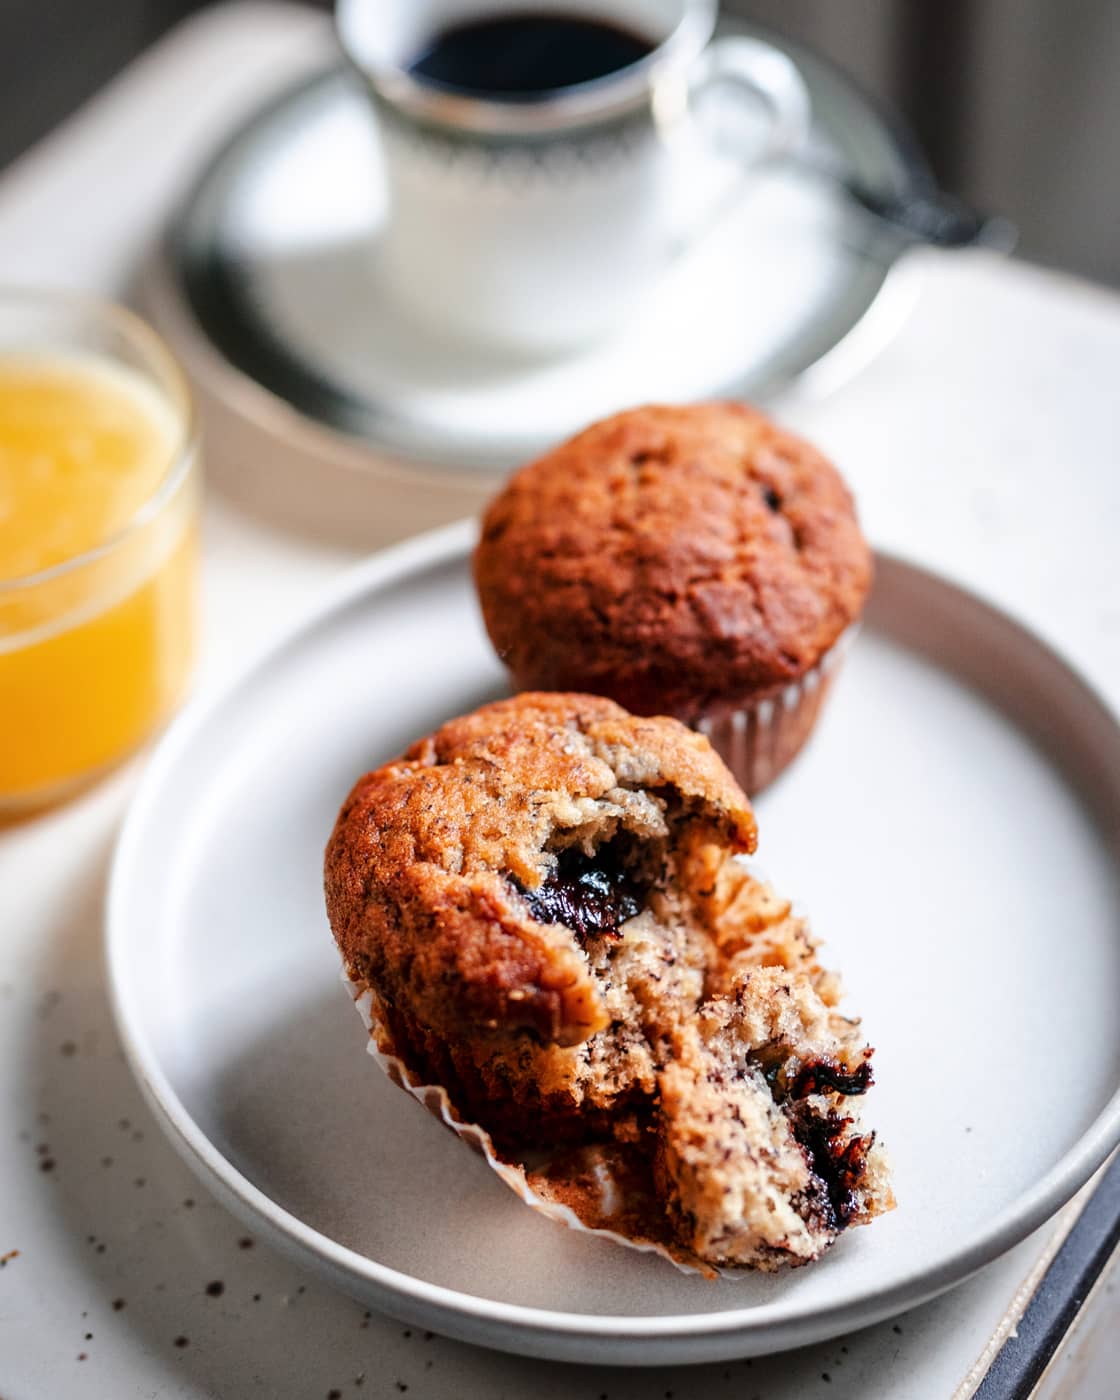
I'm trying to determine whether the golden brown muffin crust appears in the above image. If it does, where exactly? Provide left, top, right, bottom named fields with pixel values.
left=473, top=402, right=873, bottom=718
left=325, top=692, right=756, bottom=1050
left=326, top=693, right=893, bottom=1270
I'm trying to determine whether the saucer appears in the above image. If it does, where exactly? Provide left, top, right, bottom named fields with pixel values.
left=145, top=20, right=928, bottom=540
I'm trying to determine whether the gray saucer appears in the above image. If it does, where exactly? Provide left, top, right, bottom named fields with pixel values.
left=145, top=21, right=930, bottom=537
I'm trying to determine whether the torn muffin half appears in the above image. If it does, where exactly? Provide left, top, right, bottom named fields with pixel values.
left=324, top=692, right=893, bottom=1273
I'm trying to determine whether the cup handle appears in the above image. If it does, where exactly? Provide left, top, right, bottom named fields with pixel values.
left=673, top=38, right=812, bottom=256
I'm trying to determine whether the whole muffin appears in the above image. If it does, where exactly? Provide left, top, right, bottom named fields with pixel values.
left=325, top=692, right=893, bottom=1272
left=473, top=402, right=872, bottom=792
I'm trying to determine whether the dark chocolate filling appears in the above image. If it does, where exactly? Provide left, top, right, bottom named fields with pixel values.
left=789, top=1058, right=873, bottom=1099
left=516, top=843, right=647, bottom=941
left=757, top=1049, right=873, bottom=1103
left=793, top=1107, right=873, bottom=1231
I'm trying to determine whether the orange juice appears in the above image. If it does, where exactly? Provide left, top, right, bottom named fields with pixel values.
left=0, top=345, right=197, bottom=813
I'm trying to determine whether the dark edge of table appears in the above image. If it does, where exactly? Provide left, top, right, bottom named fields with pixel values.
left=974, top=1153, right=1120, bottom=1399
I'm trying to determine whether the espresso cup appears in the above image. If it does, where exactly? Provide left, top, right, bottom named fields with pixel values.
left=337, top=0, right=811, bottom=356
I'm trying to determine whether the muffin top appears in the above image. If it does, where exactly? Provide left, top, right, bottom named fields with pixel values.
left=324, top=691, right=756, bottom=1052
left=474, top=402, right=873, bottom=718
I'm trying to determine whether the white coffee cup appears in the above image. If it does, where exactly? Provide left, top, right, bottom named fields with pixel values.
left=337, top=0, right=811, bottom=357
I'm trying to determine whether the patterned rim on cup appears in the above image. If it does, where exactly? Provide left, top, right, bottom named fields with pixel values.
left=335, top=0, right=716, bottom=138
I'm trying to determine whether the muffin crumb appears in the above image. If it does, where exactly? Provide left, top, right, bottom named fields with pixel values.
left=326, top=693, right=892, bottom=1271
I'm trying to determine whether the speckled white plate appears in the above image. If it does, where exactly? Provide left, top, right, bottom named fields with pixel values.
left=107, top=521, right=1120, bottom=1366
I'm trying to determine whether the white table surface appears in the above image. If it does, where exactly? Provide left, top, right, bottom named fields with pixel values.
left=2, top=4, right=1120, bottom=1397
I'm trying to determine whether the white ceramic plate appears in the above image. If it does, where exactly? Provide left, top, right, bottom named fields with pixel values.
left=107, top=522, right=1120, bottom=1366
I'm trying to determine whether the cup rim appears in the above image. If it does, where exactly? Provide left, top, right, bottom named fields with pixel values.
left=0, top=287, right=198, bottom=596
left=335, top=0, right=718, bottom=135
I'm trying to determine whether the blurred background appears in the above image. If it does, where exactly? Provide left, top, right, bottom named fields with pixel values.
left=2, top=0, right=1118, bottom=288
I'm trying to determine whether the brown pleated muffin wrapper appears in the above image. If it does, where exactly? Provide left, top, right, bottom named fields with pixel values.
left=694, top=628, right=857, bottom=796
left=345, top=975, right=719, bottom=1277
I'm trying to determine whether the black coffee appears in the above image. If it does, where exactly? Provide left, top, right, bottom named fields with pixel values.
left=408, top=12, right=655, bottom=100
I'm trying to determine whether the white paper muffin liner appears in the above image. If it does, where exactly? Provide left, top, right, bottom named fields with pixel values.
left=694, top=626, right=859, bottom=795
left=342, top=970, right=711, bottom=1276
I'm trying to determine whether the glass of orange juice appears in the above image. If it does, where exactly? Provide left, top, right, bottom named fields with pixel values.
left=0, top=289, right=199, bottom=817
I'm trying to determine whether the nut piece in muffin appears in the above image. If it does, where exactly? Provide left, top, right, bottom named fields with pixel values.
left=324, top=692, right=893, bottom=1273
left=473, top=402, right=873, bottom=793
